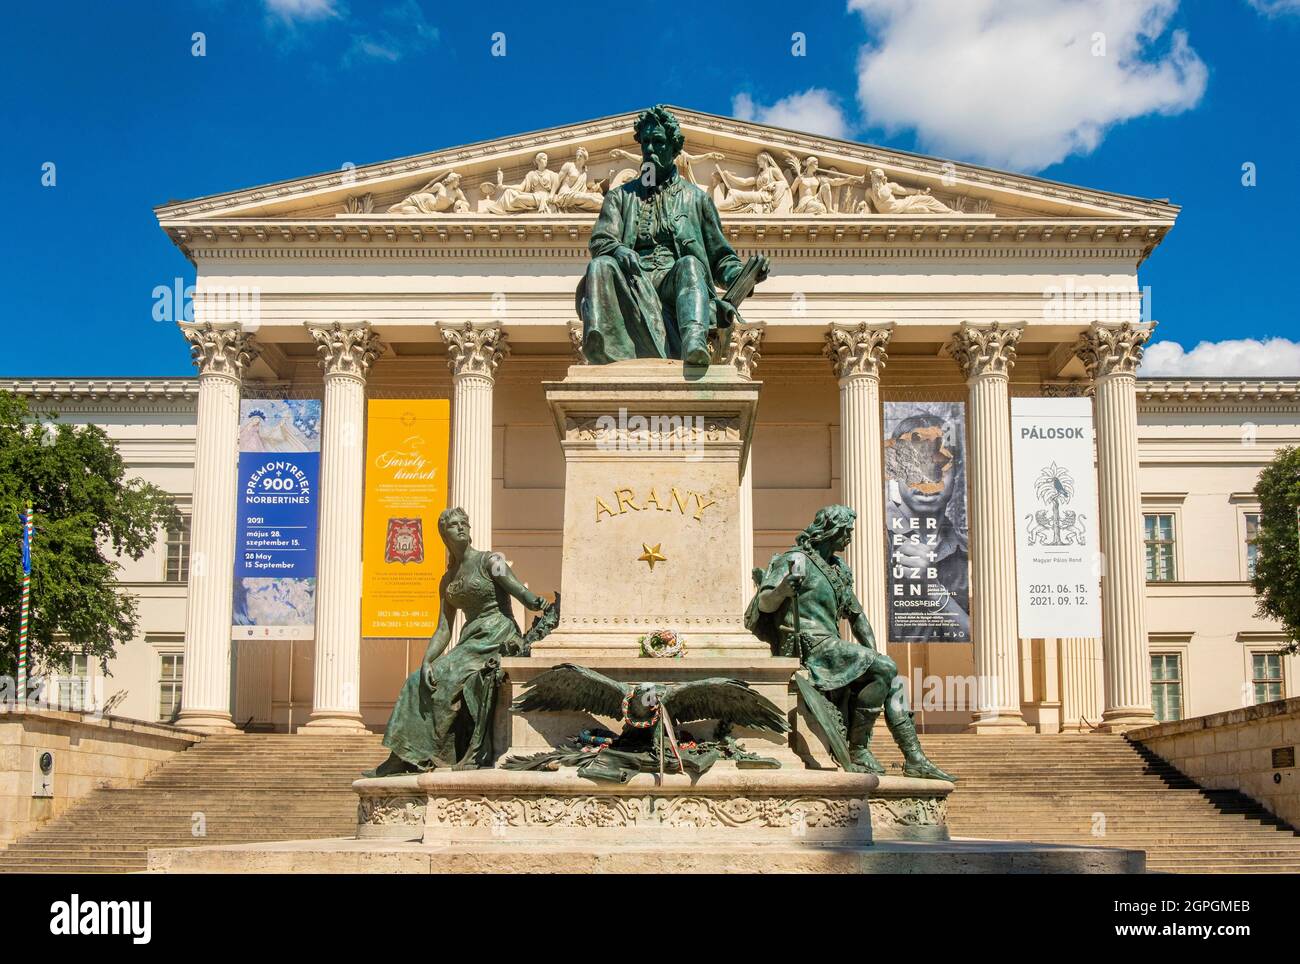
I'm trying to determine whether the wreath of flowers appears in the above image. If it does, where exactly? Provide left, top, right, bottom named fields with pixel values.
left=638, top=628, right=686, bottom=659
left=620, top=688, right=661, bottom=729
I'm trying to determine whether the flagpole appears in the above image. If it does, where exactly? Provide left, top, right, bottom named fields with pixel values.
left=18, top=500, right=32, bottom=708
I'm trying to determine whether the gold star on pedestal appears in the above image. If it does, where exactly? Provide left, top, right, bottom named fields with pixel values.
left=637, top=543, right=667, bottom=571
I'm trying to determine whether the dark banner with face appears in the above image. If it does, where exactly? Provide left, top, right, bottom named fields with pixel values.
left=883, top=402, right=971, bottom=643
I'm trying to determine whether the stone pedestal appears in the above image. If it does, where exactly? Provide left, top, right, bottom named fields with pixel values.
left=352, top=768, right=954, bottom=847
left=537, top=359, right=764, bottom=657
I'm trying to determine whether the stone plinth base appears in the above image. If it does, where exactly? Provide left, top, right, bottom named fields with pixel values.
left=351, top=767, right=953, bottom=846
left=145, top=837, right=1144, bottom=874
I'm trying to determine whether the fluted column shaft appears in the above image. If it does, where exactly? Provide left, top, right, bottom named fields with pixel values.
left=1077, top=322, right=1156, bottom=730
left=441, top=321, right=508, bottom=560
left=824, top=324, right=891, bottom=638
left=178, top=323, right=258, bottom=733
left=1059, top=636, right=1103, bottom=731
left=949, top=323, right=1027, bottom=730
left=726, top=322, right=765, bottom=602
left=302, top=322, right=382, bottom=733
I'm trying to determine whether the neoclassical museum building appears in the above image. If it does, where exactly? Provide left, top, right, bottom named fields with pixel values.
left=8, top=107, right=1297, bottom=735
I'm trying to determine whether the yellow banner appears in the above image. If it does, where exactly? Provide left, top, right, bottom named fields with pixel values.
left=361, top=399, right=450, bottom=637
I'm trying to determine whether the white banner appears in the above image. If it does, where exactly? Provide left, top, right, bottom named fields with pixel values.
left=1011, top=397, right=1101, bottom=637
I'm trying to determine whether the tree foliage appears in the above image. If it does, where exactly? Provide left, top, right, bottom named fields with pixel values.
left=1253, top=445, right=1300, bottom=656
left=0, top=390, right=179, bottom=676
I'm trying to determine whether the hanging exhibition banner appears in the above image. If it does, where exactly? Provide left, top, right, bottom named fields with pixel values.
left=232, top=400, right=322, bottom=639
left=1011, top=397, right=1102, bottom=637
left=361, top=399, right=451, bottom=637
left=883, top=401, right=971, bottom=643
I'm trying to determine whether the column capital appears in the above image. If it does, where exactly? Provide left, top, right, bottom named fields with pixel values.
left=823, top=322, right=892, bottom=380
left=308, top=322, right=384, bottom=380
left=947, top=322, right=1023, bottom=380
left=1074, top=321, right=1155, bottom=380
left=181, top=322, right=258, bottom=381
left=440, top=322, right=508, bottom=380
left=568, top=321, right=587, bottom=365
left=723, top=321, right=766, bottom=379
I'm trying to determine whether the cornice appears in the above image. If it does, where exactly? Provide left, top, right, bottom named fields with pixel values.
left=1137, top=379, right=1300, bottom=405
left=165, top=217, right=1168, bottom=265
left=1, top=378, right=199, bottom=402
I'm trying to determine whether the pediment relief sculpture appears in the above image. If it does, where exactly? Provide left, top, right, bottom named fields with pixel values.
left=378, top=145, right=987, bottom=219
left=861, top=168, right=960, bottom=215
left=387, top=171, right=470, bottom=214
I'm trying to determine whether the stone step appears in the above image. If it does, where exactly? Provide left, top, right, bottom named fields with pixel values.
left=4, top=732, right=1295, bottom=875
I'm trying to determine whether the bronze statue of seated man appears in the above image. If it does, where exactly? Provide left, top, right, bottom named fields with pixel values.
left=746, top=504, right=955, bottom=781
left=576, top=105, right=768, bottom=367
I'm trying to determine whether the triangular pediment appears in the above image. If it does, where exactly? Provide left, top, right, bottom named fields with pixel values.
left=155, top=107, right=1179, bottom=228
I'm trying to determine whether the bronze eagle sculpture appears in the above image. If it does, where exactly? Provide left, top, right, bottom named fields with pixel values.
left=505, top=663, right=788, bottom=781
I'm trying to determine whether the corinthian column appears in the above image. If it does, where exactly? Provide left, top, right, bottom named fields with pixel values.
left=724, top=322, right=765, bottom=601
left=301, top=322, right=383, bottom=733
left=824, top=323, right=891, bottom=641
left=440, top=323, right=508, bottom=550
left=948, top=322, right=1027, bottom=730
left=1076, top=322, right=1156, bottom=731
left=178, top=323, right=258, bottom=733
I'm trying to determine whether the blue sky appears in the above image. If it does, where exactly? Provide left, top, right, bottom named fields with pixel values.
left=2, top=0, right=1298, bottom=377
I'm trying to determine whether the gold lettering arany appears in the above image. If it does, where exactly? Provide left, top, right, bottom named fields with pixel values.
left=594, top=486, right=720, bottom=522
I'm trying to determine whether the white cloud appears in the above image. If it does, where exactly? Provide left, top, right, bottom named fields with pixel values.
left=264, top=0, right=342, bottom=22
left=849, top=0, right=1208, bottom=171
left=1246, top=0, right=1300, bottom=15
left=346, top=36, right=401, bottom=63
left=1139, top=338, right=1300, bottom=377
left=732, top=89, right=852, bottom=139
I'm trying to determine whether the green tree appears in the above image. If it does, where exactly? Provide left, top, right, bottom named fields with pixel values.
left=1253, top=445, right=1300, bottom=656
left=0, top=390, right=179, bottom=678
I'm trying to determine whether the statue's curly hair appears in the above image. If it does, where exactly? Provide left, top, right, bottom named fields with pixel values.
left=633, top=104, right=685, bottom=157
left=795, top=504, right=857, bottom=551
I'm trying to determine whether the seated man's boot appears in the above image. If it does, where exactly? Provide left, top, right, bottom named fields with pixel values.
left=847, top=705, right=885, bottom=774
left=887, top=712, right=957, bottom=782
left=679, top=319, right=711, bottom=367
left=363, top=751, right=415, bottom=779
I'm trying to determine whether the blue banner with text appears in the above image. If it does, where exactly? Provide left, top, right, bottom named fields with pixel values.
left=232, top=399, right=321, bottom=639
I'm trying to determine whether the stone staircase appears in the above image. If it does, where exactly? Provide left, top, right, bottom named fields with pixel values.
left=872, top=733, right=1300, bottom=873
left=0, top=733, right=388, bottom=874
left=1, top=731, right=1296, bottom=873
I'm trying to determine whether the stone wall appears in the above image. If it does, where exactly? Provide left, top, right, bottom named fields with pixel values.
left=0, top=708, right=201, bottom=847
left=1129, top=697, right=1300, bottom=830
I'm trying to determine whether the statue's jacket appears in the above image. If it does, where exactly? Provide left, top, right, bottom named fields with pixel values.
left=577, top=175, right=744, bottom=361
left=745, top=548, right=879, bottom=692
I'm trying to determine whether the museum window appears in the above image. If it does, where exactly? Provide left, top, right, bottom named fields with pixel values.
left=165, top=517, right=191, bottom=583
left=1143, top=513, right=1177, bottom=582
left=158, top=653, right=184, bottom=722
left=1150, top=653, right=1183, bottom=722
left=57, top=652, right=91, bottom=712
left=1244, top=512, right=1260, bottom=580
left=1252, top=652, right=1284, bottom=705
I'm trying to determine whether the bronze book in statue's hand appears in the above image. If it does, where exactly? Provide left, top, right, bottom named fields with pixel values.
left=722, top=254, right=766, bottom=307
